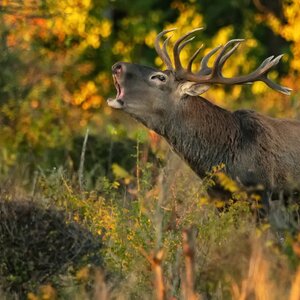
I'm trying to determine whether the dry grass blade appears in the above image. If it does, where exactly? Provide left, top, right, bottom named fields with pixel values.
left=78, top=127, right=89, bottom=192
left=230, top=238, right=273, bottom=300
left=182, top=229, right=201, bottom=300
left=138, top=247, right=166, bottom=300
left=152, top=249, right=166, bottom=300
left=289, top=266, right=300, bottom=300
left=94, top=270, right=110, bottom=300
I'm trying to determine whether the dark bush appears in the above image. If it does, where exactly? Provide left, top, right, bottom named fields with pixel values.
left=0, top=200, right=103, bottom=296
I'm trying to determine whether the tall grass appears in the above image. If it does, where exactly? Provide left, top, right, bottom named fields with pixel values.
left=0, top=145, right=299, bottom=299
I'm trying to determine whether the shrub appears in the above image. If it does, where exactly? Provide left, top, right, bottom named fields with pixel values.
left=0, top=199, right=103, bottom=296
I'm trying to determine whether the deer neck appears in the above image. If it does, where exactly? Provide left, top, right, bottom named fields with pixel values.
left=160, top=96, right=239, bottom=177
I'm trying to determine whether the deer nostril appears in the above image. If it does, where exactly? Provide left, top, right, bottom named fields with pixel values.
left=112, top=63, right=123, bottom=75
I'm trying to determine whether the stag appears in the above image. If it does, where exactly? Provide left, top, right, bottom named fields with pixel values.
left=107, top=28, right=297, bottom=211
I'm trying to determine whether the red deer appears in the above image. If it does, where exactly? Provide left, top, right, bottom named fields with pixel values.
left=107, top=28, right=296, bottom=212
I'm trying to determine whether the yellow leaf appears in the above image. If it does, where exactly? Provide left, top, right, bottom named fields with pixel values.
left=112, top=163, right=133, bottom=183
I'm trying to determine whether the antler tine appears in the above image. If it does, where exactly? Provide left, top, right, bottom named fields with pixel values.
left=162, top=35, right=173, bottom=70
left=155, top=28, right=177, bottom=70
left=178, top=37, right=195, bottom=52
left=245, top=54, right=290, bottom=90
left=210, top=39, right=244, bottom=77
left=198, top=45, right=222, bottom=75
left=173, top=27, right=204, bottom=71
left=260, top=56, right=276, bottom=68
left=258, top=55, right=279, bottom=72
left=263, top=76, right=292, bottom=95
left=224, top=54, right=284, bottom=84
left=187, top=44, right=203, bottom=72
left=219, top=39, right=244, bottom=68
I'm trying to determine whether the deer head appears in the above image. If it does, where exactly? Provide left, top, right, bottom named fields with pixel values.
left=107, top=28, right=291, bottom=129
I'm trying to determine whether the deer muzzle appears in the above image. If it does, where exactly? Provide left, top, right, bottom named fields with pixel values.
left=107, top=62, right=126, bottom=109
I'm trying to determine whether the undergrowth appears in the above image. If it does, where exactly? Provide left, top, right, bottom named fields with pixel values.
left=0, top=148, right=299, bottom=299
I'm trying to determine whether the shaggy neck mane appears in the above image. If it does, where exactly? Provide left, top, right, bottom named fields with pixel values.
left=159, top=96, right=240, bottom=177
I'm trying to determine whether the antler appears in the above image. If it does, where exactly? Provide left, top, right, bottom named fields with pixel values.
left=154, top=28, right=292, bottom=95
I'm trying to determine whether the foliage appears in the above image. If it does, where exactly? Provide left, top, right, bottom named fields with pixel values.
left=1, top=156, right=299, bottom=299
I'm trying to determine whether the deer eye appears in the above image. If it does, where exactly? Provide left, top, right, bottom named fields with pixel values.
left=150, top=74, right=167, bottom=82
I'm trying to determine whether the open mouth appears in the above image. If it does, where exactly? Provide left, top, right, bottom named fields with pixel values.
left=107, top=75, right=125, bottom=109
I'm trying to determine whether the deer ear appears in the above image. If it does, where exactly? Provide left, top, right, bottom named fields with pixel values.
left=180, top=82, right=210, bottom=96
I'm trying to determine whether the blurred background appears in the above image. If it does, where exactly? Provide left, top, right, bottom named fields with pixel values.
left=0, top=0, right=299, bottom=182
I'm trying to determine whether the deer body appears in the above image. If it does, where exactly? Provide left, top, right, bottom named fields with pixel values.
left=107, top=29, right=294, bottom=208
left=160, top=96, right=300, bottom=193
